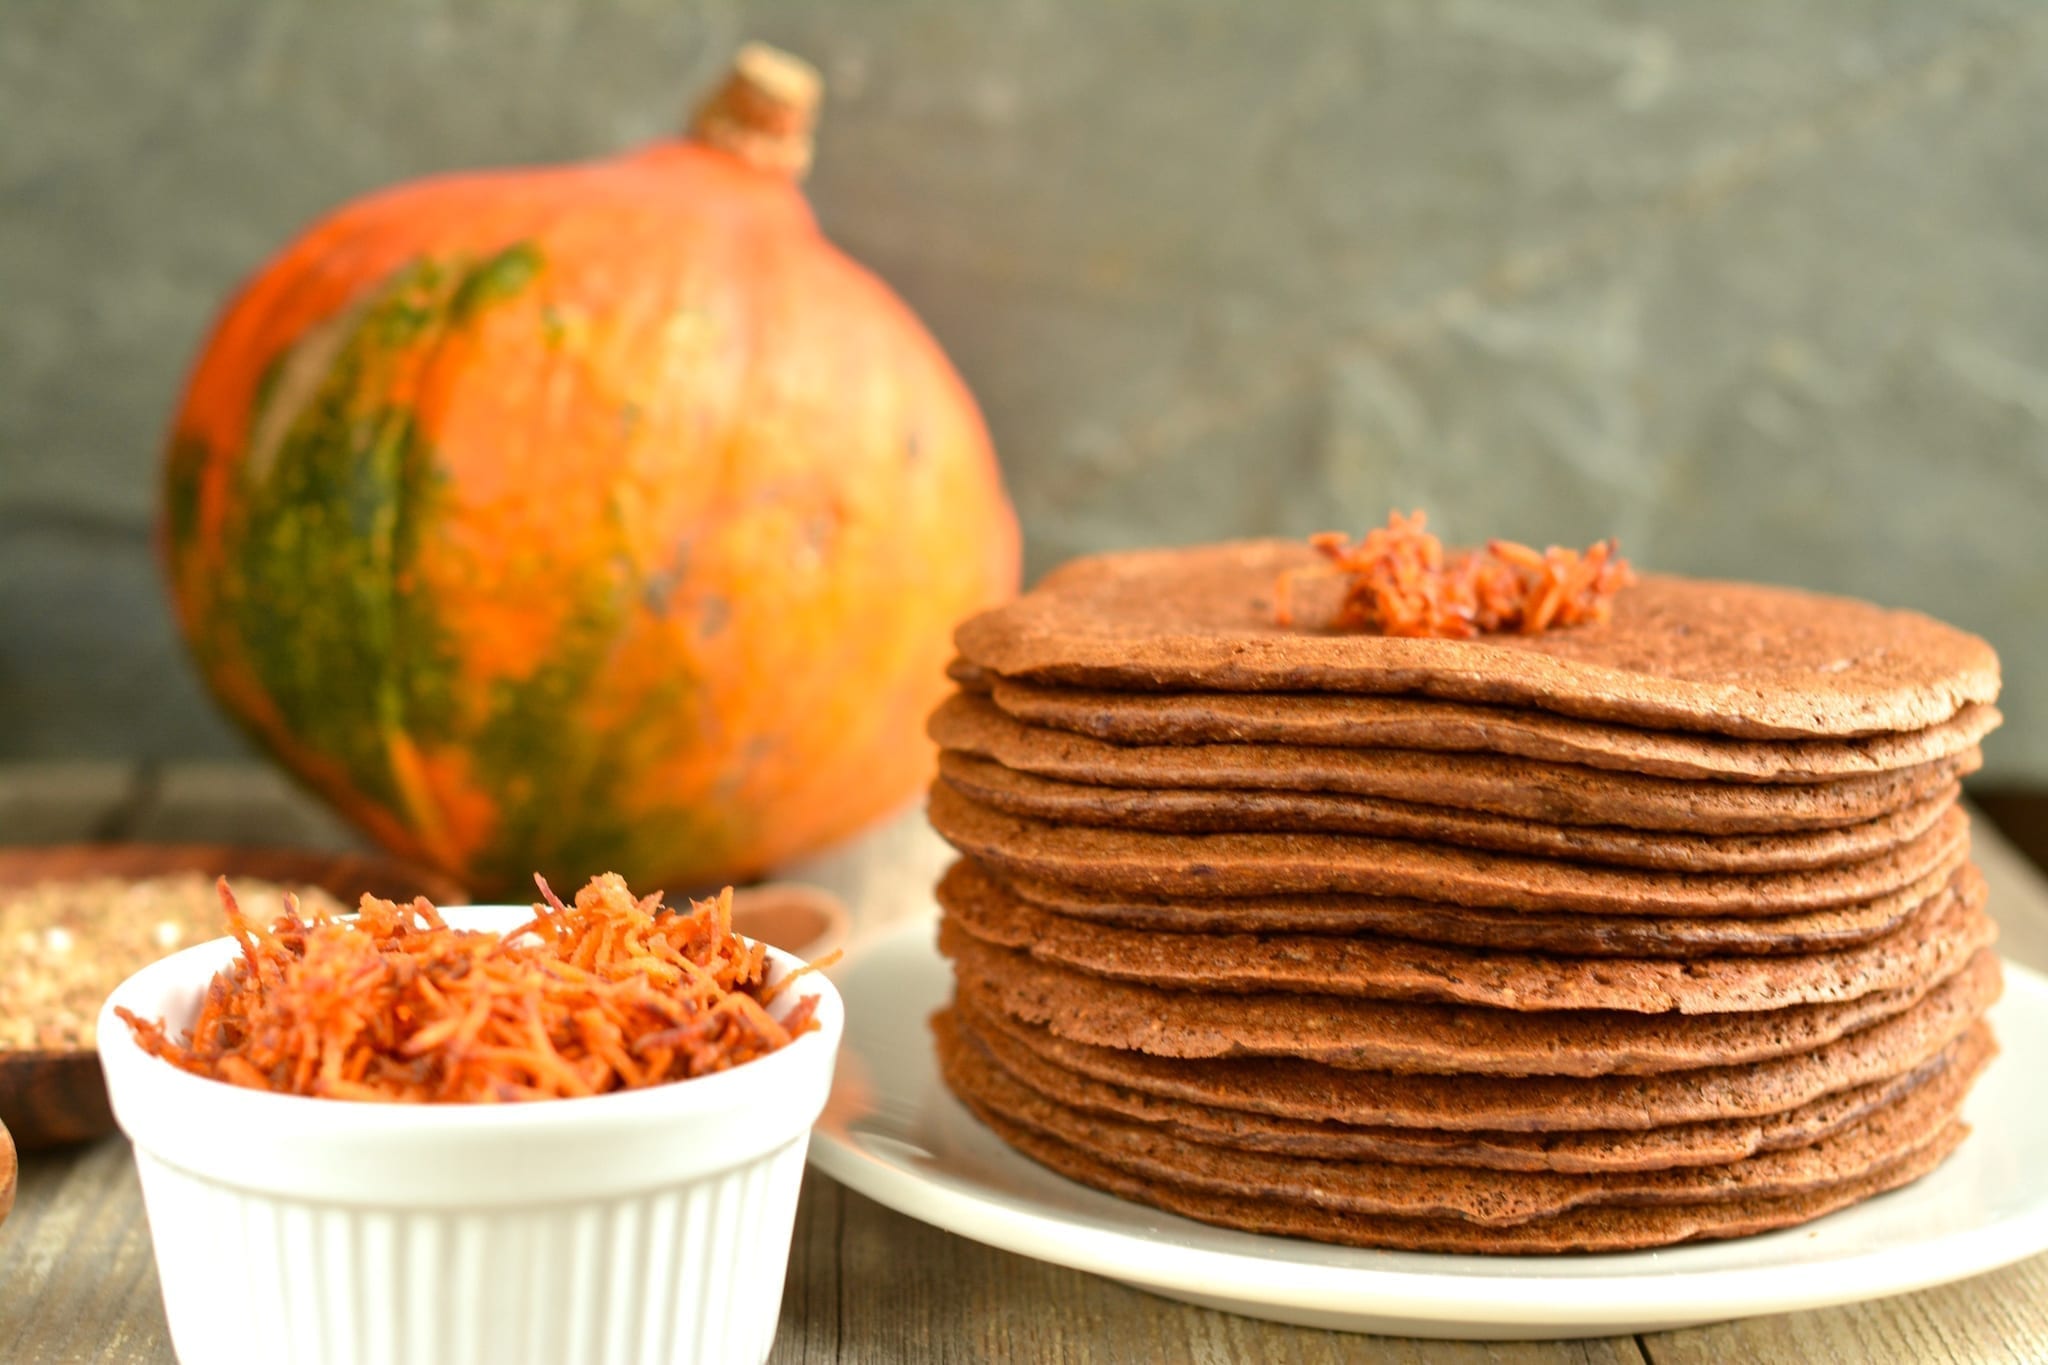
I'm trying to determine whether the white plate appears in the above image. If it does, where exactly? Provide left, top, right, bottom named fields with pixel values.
left=808, top=916, right=2048, bottom=1339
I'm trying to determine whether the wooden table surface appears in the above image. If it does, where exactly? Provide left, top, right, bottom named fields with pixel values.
left=3, top=762, right=2045, bottom=1364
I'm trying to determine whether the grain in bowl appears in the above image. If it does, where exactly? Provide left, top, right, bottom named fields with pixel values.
left=1, top=874, right=343, bottom=1051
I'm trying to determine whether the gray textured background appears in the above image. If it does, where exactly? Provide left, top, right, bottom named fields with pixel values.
left=3, top=1, right=2046, bottom=775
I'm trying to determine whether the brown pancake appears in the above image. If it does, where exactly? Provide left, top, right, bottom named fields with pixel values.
left=986, top=679, right=2002, bottom=785
left=938, top=860, right=1993, bottom=1013
left=939, top=751, right=1958, bottom=873
left=996, top=855, right=1964, bottom=957
left=942, top=922, right=1999, bottom=1075
left=931, top=693, right=1979, bottom=834
left=936, top=1010, right=1975, bottom=1226
left=952, top=541, right=2001, bottom=739
left=928, top=784, right=1970, bottom=915
left=958, top=959, right=1999, bottom=1130
left=958, top=1091, right=1967, bottom=1253
left=948, top=656, right=992, bottom=691
left=948, top=999, right=1994, bottom=1173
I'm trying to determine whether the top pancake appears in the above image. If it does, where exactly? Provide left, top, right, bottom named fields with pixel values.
left=954, top=541, right=2000, bottom=739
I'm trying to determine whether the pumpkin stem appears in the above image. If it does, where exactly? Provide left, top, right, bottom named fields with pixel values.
left=690, top=42, right=823, bottom=180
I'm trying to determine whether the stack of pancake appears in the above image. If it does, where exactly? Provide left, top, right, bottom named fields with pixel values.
left=925, top=539, right=2005, bottom=1254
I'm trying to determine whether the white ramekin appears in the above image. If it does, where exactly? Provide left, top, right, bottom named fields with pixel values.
left=98, top=906, right=843, bottom=1365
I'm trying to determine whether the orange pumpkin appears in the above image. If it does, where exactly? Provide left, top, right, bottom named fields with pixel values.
left=162, top=45, right=1020, bottom=896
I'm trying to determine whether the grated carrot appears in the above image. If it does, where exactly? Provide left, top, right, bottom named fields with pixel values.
left=115, top=872, right=832, bottom=1104
left=1275, top=510, right=1635, bottom=638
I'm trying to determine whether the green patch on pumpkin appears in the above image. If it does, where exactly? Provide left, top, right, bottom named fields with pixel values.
left=211, top=237, right=744, bottom=893
left=250, top=351, right=289, bottom=427
left=461, top=575, right=737, bottom=896
left=448, top=241, right=543, bottom=325
left=539, top=304, right=570, bottom=349
left=218, top=244, right=543, bottom=814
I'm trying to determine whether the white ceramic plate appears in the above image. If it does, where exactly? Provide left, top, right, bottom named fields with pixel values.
left=808, top=916, right=2048, bottom=1339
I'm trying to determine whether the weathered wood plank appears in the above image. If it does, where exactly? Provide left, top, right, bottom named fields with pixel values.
left=1640, top=1250, right=2048, bottom=1365
left=781, top=1181, right=1645, bottom=1364
left=0, top=763, right=142, bottom=845
left=769, top=1173, right=845, bottom=1365
left=0, top=1139, right=166, bottom=1364
left=122, top=763, right=363, bottom=854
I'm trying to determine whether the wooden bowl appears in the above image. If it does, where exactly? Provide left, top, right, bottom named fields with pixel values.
left=0, top=845, right=467, bottom=1150
left=1, top=1114, right=16, bottom=1226
left=727, top=882, right=851, bottom=964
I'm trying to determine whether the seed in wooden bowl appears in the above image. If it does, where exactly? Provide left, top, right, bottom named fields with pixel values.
left=0, top=874, right=345, bottom=1051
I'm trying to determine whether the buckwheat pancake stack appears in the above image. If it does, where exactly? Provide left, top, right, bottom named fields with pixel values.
left=927, top=538, right=2005, bottom=1254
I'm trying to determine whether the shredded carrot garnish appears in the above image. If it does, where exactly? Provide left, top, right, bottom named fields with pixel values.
left=115, top=873, right=834, bottom=1104
left=1274, top=510, right=1635, bottom=638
